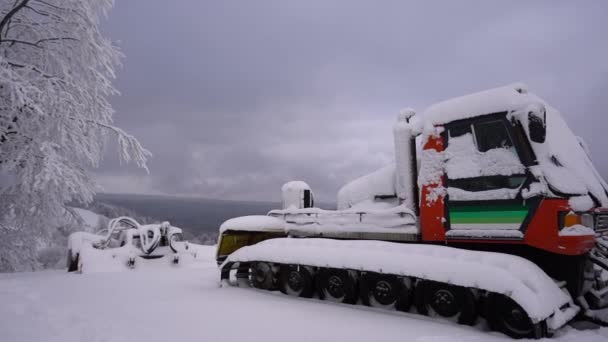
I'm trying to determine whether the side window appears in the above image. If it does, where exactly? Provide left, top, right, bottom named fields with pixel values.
left=448, top=123, right=472, bottom=138
left=448, top=175, right=526, bottom=192
left=473, top=120, right=513, bottom=152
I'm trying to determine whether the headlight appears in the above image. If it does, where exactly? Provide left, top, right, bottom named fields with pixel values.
left=581, top=213, right=594, bottom=230
left=562, top=211, right=581, bottom=229
left=559, top=211, right=595, bottom=230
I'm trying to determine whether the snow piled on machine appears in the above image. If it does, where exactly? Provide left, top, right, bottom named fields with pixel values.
left=421, top=83, right=536, bottom=128
left=218, top=196, right=418, bottom=237
left=446, top=187, right=519, bottom=201
left=219, top=215, right=285, bottom=233
left=69, top=232, right=210, bottom=273
left=281, top=181, right=313, bottom=209
left=68, top=218, right=209, bottom=274
left=337, top=108, right=418, bottom=212
left=558, top=224, right=595, bottom=237
left=418, top=146, right=446, bottom=204
left=218, top=208, right=417, bottom=237
left=68, top=232, right=209, bottom=274
left=418, top=83, right=608, bottom=210
left=269, top=203, right=417, bottom=235
left=337, top=165, right=397, bottom=210
left=531, top=105, right=608, bottom=209
left=223, top=238, right=578, bottom=330
left=444, top=133, right=524, bottom=179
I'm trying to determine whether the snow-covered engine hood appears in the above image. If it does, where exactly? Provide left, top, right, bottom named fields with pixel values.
left=530, top=106, right=608, bottom=208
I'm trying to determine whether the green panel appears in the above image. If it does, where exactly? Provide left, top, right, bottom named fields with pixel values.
left=449, top=201, right=530, bottom=226
left=450, top=215, right=524, bottom=224
left=451, top=210, right=528, bottom=219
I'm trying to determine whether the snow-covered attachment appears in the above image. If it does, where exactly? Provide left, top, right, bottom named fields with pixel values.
left=220, top=238, right=578, bottom=339
left=67, top=217, right=195, bottom=273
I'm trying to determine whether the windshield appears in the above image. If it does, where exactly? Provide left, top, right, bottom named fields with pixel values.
left=530, top=106, right=608, bottom=207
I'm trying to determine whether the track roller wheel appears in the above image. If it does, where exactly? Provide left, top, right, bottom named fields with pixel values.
left=67, top=250, right=79, bottom=272
left=250, top=262, right=277, bottom=290
left=235, top=262, right=251, bottom=287
left=361, top=273, right=411, bottom=311
left=486, top=293, right=546, bottom=339
left=416, top=280, right=477, bottom=325
left=317, top=268, right=358, bottom=304
left=77, top=257, right=84, bottom=273
left=279, top=264, right=315, bottom=298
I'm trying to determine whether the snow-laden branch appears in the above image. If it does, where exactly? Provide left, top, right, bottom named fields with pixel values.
left=68, top=115, right=152, bottom=171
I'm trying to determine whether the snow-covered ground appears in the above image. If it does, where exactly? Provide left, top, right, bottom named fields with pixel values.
left=0, top=246, right=606, bottom=342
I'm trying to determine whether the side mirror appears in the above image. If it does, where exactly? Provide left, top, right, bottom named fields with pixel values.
left=528, top=108, right=546, bottom=143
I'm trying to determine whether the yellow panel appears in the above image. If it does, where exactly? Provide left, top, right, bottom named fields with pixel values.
left=216, top=230, right=285, bottom=262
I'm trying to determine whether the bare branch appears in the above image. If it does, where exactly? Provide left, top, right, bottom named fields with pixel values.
left=6, top=61, right=63, bottom=80
left=1, top=36, right=78, bottom=50
left=23, top=4, right=49, bottom=17
left=31, top=0, right=64, bottom=11
left=32, top=0, right=89, bottom=24
left=1, top=0, right=22, bottom=37
left=35, top=37, right=78, bottom=45
left=0, top=0, right=30, bottom=42
left=1, top=39, right=41, bottom=48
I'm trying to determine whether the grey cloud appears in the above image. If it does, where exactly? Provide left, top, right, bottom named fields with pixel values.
left=97, top=0, right=608, bottom=202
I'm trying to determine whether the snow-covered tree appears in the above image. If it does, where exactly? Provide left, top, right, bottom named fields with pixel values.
left=0, top=0, right=150, bottom=271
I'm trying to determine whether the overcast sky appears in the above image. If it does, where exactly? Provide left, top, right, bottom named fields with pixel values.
left=96, top=1, right=608, bottom=203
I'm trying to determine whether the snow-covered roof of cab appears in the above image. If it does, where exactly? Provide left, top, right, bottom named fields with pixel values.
left=422, top=83, right=543, bottom=125
left=418, top=82, right=608, bottom=208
